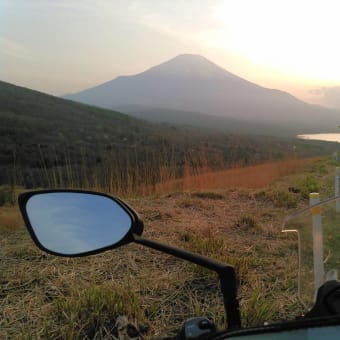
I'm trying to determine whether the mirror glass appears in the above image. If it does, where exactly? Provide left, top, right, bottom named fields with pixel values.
left=25, top=192, right=133, bottom=255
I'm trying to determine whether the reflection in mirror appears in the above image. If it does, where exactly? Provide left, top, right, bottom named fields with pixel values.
left=25, top=192, right=132, bottom=255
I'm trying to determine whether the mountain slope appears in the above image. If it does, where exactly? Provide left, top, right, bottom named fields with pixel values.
left=64, top=54, right=340, bottom=133
left=0, top=80, right=164, bottom=146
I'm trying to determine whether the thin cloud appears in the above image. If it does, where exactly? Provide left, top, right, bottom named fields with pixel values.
left=128, top=1, right=221, bottom=49
left=0, top=37, right=32, bottom=59
left=308, top=88, right=323, bottom=96
left=309, top=86, right=340, bottom=109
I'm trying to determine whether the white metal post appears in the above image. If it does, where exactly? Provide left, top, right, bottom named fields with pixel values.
left=310, top=193, right=324, bottom=298
left=336, top=167, right=340, bottom=212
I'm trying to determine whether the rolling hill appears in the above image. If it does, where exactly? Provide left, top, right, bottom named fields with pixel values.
left=0, top=80, right=159, bottom=146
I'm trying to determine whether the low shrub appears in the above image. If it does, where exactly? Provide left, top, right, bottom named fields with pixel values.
left=295, top=175, right=320, bottom=199
left=270, top=190, right=298, bottom=208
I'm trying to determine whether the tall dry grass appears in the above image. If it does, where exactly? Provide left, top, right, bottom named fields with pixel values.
left=7, top=142, right=323, bottom=197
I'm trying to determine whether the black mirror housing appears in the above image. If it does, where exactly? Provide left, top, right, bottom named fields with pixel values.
left=18, top=190, right=143, bottom=257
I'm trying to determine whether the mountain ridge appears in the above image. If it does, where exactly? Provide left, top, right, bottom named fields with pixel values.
left=64, top=54, right=339, bottom=133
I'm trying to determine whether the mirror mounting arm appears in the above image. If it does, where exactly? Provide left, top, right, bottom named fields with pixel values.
left=133, top=234, right=241, bottom=329
left=218, top=267, right=241, bottom=329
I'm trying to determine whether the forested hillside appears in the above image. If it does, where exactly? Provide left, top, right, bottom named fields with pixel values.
left=0, top=81, right=335, bottom=193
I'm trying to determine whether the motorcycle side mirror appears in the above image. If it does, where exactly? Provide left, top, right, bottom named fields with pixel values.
left=19, top=190, right=241, bottom=329
left=19, top=190, right=143, bottom=257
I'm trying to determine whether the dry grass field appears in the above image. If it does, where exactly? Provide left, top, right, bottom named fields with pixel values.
left=0, top=157, right=336, bottom=339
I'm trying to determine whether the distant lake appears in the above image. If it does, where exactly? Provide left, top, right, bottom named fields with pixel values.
left=297, top=133, right=340, bottom=143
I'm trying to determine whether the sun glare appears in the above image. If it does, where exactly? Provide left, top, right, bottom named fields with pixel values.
left=212, top=0, right=340, bottom=84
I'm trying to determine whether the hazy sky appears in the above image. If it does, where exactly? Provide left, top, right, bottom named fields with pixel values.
left=2, top=0, right=340, bottom=106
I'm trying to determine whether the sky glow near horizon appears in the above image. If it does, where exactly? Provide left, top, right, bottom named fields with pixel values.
left=1, top=0, right=340, bottom=106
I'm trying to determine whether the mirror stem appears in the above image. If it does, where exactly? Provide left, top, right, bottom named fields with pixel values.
left=133, top=234, right=241, bottom=329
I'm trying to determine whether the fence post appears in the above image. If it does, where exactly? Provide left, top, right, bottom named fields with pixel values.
left=336, top=167, right=340, bottom=213
left=310, top=193, right=324, bottom=298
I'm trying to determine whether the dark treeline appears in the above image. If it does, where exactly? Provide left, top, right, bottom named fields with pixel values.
left=1, top=136, right=335, bottom=196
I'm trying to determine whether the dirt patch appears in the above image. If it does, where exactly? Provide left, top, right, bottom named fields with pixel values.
left=153, top=158, right=321, bottom=194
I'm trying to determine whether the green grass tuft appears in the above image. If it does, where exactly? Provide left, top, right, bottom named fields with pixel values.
left=191, top=191, right=225, bottom=200
left=235, top=214, right=258, bottom=230
left=53, top=282, right=144, bottom=339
